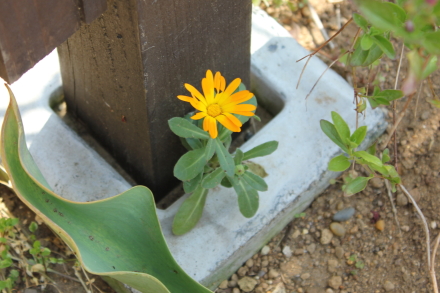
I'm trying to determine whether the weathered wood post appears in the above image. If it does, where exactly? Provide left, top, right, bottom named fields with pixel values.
left=57, top=0, right=251, bottom=199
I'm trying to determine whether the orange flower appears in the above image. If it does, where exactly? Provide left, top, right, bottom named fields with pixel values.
left=177, top=70, right=256, bottom=139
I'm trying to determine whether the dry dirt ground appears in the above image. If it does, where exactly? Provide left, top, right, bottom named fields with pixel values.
left=216, top=1, right=440, bottom=293
left=2, top=1, right=440, bottom=293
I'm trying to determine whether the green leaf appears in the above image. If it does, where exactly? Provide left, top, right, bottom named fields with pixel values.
left=360, top=34, right=374, bottom=51
left=353, top=150, right=383, bottom=167
left=205, top=138, right=215, bottom=161
left=241, top=171, right=268, bottom=192
left=233, top=179, right=259, bottom=218
left=382, top=149, right=390, bottom=164
left=201, top=168, right=226, bottom=189
left=220, top=176, right=233, bottom=188
left=328, top=155, right=351, bottom=172
left=422, top=31, right=440, bottom=55
left=373, top=89, right=403, bottom=102
left=351, top=43, right=384, bottom=67
left=371, top=35, right=395, bottom=59
left=320, top=120, right=349, bottom=153
left=214, top=138, right=235, bottom=177
left=183, top=172, right=203, bottom=193
left=42, top=247, right=51, bottom=256
left=344, top=176, right=371, bottom=196
left=331, top=112, right=350, bottom=142
left=29, top=221, right=38, bottom=233
left=353, top=13, right=368, bottom=31
left=350, top=126, right=367, bottom=145
left=174, top=148, right=207, bottom=181
left=242, top=141, right=278, bottom=160
left=1, top=84, right=212, bottom=293
left=357, top=0, right=406, bottom=32
left=172, top=186, right=208, bottom=236
left=185, top=138, right=203, bottom=150
left=234, top=149, right=244, bottom=165
left=168, top=118, right=210, bottom=140
left=421, top=55, right=438, bottom=79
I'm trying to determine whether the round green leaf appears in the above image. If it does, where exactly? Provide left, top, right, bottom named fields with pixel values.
left=328, top=155, right=351, bottom=172
left=174, top=148, right=207, bottom=181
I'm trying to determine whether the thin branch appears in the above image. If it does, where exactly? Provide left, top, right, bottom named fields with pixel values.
left=384, top=180, right=401, bottom=237
left=399, top=184, right=431, bottom=269
left=431, top=232, right=440, bottom=293
left=383, top=93, right=415, bottom=147
left=305, top=56, right=345, bottom=100
left=413, top=82, right=424, bottom=120
left=392, top=44, right=405, bottom=169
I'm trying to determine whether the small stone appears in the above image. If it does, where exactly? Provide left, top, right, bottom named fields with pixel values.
left=238, top=276, right=258, bottom=292
left=421, top=110, right=430, bottom=120
left=328, top=259, right=338, bottom=273
left=431, top=221, right=438, bottom=229
left=307, top=243, right=316, bottom=254
left=333, top=207, right=356, bottom=222
left=302, top=229, right=309, bottom=234
left=396, top=193, right=408, bottom=206
left=384, top=280, right=395, bottom=291
left=218, top=280, right=228, bottom=289
left=336, top=201, right=344, bottom=210
left=376, top=219, right=385, bottom=231
left=272, top=282, right=286, bottom=293
left=326, top=289, right=335, bottom=293
left=261, top=260, right=269, bottom=267
left=294, top=248, right=304, bottom=255
left=330, top=222, right=346, bottom=237
left=328, top=276, right=342, bottom=290
left=232, top=288, right=241, bottom=293
left=301, top=273, right=310, bottom=280
left=356, top=218, right=367, bottom=230
left=321, top=229, right=333, bottom=245
left=228, top=280, right=237, bottom=287
left=292, top=230, right=301, bottom=239
left=24, top=290, right=38, bottom=293
left=282, top=245, right=292, bottom=257
left=335, top=247, right=344, bottom=259
left=255, top=286, right=264, bottom=293
left=268, top=268, right=280, bottom=279
left=237, top=266, right=249, bottom=277
left=401, top=225, right=410, bottom=232
left=261, top=245, right=270, bottom=255
left=245, top=259, right=254, bottom=268
left=409, top=188, right=421, bottom=202
left=370, top=177, right=384, bottom=188
left=231, top=274, right=238, bottom=281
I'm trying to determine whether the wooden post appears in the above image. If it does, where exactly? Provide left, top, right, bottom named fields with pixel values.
left=0, top=0, right=106, bottom=83
left=57, top=0, right=251, bottom=199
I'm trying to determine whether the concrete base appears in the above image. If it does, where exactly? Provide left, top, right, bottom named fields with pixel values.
left=0, top=7, right=386, bottom=291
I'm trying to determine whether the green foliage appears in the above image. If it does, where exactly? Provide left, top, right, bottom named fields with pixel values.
left=2, top=85, right=212, bottom=293
left=170, top=83, right=278, bottom=234
left=321, top=112, right=401, bottom=196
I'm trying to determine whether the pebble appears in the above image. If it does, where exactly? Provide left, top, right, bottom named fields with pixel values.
left=333, top=207, right=355, bottom=222
left=384, top=280, right=395, bottom=291
left=261, top=245, right=270, bottom=255
left=307, top=243, right=316, bottom=254
left=245, top=259, right=254, bottom=268
left=218, top=280, right=228, bottom=289
left=237, top=266, right=249, bottom=277
left=268, top=268, right=280, bottom=279
left=330, top=222, right=346, bottom=236
left=232, top=288, right=240, bottom=293
left=431, top=221, right=437, bottom=229
left=375, top=220, right=385, bottom=231
left=261, top=260, right=269, bottom=267
left=321, top=228, right=333, bottom=245
left=238, top=276, right=258, bottom=292
left=294, top=248, right=304, bottom=255
left=272, top=282, right=286, bottom=293
left=396, top=193, right=408, bottom=206
left=282, top=245, right=292, bottom=258
left=301, top=273, right=310, bottom=280
left=292, top=230, right=301, bottom=239
left=328, top=276, right=342, bottom=290
left=231, top=274, right=238, bottom=281
left=421, top=110, right=430, bottom=120
left=370, top=177, right=384, bottom=188
left=228, top=280, right=237, bottom=287
left=335, top=247, right=344, bottom=259
left=401, top=225, right=410, bottom=232
left=328, top=259, right=338, bottom=273
left=325, top=289, right=335, bottom=293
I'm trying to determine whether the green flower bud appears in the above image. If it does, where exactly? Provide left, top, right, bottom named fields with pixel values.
left=235, top=164, right=245, bottom=176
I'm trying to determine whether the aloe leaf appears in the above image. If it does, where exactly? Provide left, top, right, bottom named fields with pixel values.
left=1, top=84, right=212, bottom=293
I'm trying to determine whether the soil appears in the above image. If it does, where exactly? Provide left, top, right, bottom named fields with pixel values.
left=216, top=1, right=440, bottom=293
left=2, top=1, right=440, bottom=293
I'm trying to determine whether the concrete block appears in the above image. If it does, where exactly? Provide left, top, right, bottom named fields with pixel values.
left=0, top=7, right=387, bottom=291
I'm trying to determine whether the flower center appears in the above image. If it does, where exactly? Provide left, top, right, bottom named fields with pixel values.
left=207, top=103, right=222, bottom=117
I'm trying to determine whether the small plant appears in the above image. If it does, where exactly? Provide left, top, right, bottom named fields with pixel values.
left=347, top=254, right=365, bottom=276
left=0, top=218, right=19, bottom=292
left=169, top=70, right=278, bottom=235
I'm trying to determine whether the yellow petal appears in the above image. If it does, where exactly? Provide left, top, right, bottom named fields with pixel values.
left=222, top=91, right=254, bottom=107
left=231, top=111, right=255, bottom=117
left=222, top=112, right=242, bottom=127
left=202, top=76, right=214, bottom=104
left=214, top=72, right=222, bottom=92
left=207, top=116, right=218, bottom=138
left=177, top=95, right=194, bottom=102
left=222, top=104, right=256, bottom=113
left=185, top=83, right=207, bottom=106
left=220, top=76, right=226, bottom=92
left=191, top=112, right=207, bottom=120
left=189, top=98, right=207, bottom=112
left=203, top=115, right=209, bottom=131
left=217, top=114, right=241, bottom=132
left=224, top=78, right=241, bottom=96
